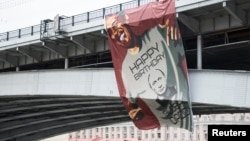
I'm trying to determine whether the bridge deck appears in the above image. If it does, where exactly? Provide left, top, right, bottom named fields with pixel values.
left=0, top=0, right=250, bottom=140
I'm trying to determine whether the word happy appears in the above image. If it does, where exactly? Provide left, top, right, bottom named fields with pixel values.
left=128, top=42, right=165, bottom=81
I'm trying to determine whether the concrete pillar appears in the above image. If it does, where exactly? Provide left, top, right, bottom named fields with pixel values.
left=65, top=58, right=69, bottom=69
left=197, top=34, right=202, bottom=70
left=16, top=66, right=19, bottom=72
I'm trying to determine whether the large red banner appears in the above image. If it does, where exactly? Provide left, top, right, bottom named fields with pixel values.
left=105, top=0, right=193, bottom=131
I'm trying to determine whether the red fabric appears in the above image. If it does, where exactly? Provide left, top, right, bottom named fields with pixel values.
left=106, top=0, right=176, bottom=130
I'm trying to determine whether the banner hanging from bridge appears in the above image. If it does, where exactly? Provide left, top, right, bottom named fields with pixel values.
left=105, top=0, right=193, bottom=131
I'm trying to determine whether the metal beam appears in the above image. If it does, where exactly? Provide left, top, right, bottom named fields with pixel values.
left=16, top=47, right=42, bottom=63
left=42, top=41, right=67, bottom=58
left=0, top=54, right=18, bottom=66
left=177, top=13, right=199, bottom=33
left=223, top=1, right=246, bottom=25
left=101, top=29, right=107, bottom=38
left=70, top=36, right=94, bottom=53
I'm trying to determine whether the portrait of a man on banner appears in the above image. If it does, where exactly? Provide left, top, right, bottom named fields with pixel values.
left=105, top=0, right=193, bottom=131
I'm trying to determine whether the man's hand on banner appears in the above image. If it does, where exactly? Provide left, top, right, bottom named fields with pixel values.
left=127, top=97, right=144, bottom=121
left=159, top=16, right=181, bottom=47
left=126, top=90, right=146, bottom=121
left=128, top=106, right=144, bottom=121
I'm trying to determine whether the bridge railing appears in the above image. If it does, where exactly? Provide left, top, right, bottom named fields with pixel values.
left=0, top=0, right=156, bottom=43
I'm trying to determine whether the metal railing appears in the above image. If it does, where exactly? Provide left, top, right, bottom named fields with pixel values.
left=0, top=0, right=156, bottom=43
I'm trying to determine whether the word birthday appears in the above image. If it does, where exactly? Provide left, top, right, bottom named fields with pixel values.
left=128, top=42, right=165, bottom=81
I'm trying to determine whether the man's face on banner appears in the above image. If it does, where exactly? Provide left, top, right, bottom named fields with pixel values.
left=148, top=69, right=167, bottom=96
left=106, top=15, right=132, bottom=49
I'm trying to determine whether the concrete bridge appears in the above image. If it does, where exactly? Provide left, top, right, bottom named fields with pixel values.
left=1, top=0, right=250, bottom=140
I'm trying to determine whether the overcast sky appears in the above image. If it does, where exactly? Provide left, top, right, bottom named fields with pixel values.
left=0, top=0, right=132, bottom=32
